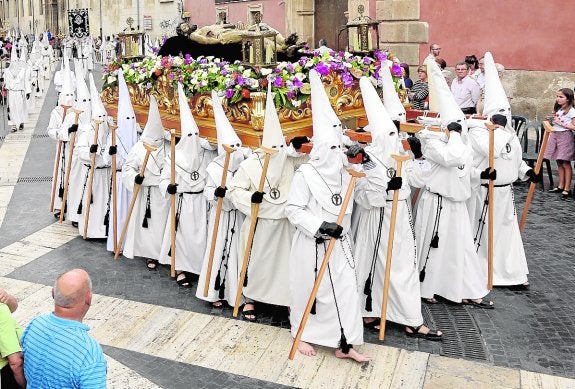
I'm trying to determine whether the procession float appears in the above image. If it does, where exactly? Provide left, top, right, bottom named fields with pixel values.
left=101, top=15, right=429, bottom=146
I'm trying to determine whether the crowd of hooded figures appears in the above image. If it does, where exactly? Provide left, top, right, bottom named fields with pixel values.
left=47, top=50, right=538, bottom=363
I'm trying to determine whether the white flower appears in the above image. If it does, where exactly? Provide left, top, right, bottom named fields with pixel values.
left=107, top=76, right=116, bottom=84
left=292, top=99, right=301, bottom=108
left=260, top=68, right=273, bottom=76
left=172, top=57, right=183, bottom=66
left=242, top=69, right=252, bottom=78
left=294, top=72, right=306, bottom=81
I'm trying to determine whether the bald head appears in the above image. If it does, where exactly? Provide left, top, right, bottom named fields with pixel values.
left=53, top=269, right=92, bottom=309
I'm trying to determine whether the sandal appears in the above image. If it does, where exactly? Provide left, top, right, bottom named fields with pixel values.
left=548, top=187, right=563, bottom=193
left=146, top=258, right=159, bottom=271
left=423, top=297, right=439, bottom=304
left=212, top=300, right=224, bottom=309
left=176, top=272, right=193, bottom=288
left=241, top=304, right=257, bottom=322
left=405, top=325, right=443, bottom=341
left=462, top=299, right=494, bottom=309
left=363, top=318, right=380, bottom=332
left=508, top=282, right=530, bottom=291
left=561, top=191, right=572, bottom=200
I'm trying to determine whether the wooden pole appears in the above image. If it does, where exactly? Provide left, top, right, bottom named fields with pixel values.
left=485, top=123, right=496, bottom=290
left=169, top=130, right=176, bottom=278
left=50, top=140, right=62, bottom=213
left=378, top=154, right=411, bottom=341
left=110, top=123, right=118, bottom=253
left=232, top=146, right=278, bottom=317
left=519, top=121, right=554, bottom=233
left=82, top=119, right=103, bottom=239
left=114, top=143, right=157, bottom=259
left=289, top=168, right=365, bottom=360
left=59, top=108, right=82, bottom=224
left=50, top=104, right=71, bottom=212
left=203, top=144, right=236, bottom=297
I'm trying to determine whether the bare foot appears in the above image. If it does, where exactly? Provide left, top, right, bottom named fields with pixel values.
left=335, top=348, right=371, bottom=363
left=297, top=341, right=316, bottom=357
left=405, top=324, right=443, bottom=337
left=242, top=303, right=256, bottom=321
left=212, top=300, right=223, bottom=308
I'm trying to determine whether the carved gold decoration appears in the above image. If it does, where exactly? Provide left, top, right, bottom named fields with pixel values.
left=250, top=91, right=266, bottom=131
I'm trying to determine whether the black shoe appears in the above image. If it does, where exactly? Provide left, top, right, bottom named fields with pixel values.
left=508, top=283, right=530, bottom=291
left=18, top=123, right=24, bottom=131
left=71, top=221, right=78, bottom=227
left=548, top=187, right=563, bottom=193
left=561, top=191, right=572, bottom=199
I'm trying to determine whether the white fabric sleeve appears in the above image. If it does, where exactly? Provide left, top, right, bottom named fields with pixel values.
left=285, top=171, right=323, bottom=238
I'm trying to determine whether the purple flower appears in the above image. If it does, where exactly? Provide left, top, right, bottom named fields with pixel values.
left=275, top=67, right=281, bottom=73
left=274, top=76, right=283, bottom=88
left=169, top=73, right=175, bottom=80
left=287, top=91, right=295, bottom=100
left=199, top=58, right=207, bottom=64
left=286, top=63, right=294, bottom=72
left=237, top=76, right=245, bottom=86
left=221, top=68, right=228, bottom=76
left=391, top=63, right=402, bottom=77
left=362, top=57, right=372, bottom=65
left=341, top=72, right=354, bottom=88
left=374, top=50, right=387, bottom=62
left=314, top=62, right=330, bottom=76
left=292, top=78, right=303, bottom=88
left=225, top=89, right=234, bottom=99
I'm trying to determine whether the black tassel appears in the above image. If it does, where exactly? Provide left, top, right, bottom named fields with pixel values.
left=310, top=299, right=317, bottom=315
left=243, top=272, right=248, bottom=287
left=430, top=233, right=439, bottom=248
left=145, top=206, right=151, bottom=219
left=218, top=282, right=225, bottom=300
left=90, top=194, right=93, bottom=204
left=36, top=85, right=40, bottom=93
left=365, top=294, right=373, bottom=312
left=142, top=216, right=148, bottom=228
left=104, top=212, right=110, bottom=236
left=58, top=187, right=64, bottom=198
left=167, top=246, right=171, bottom=257
left=363, top=275, right=372, bottom=295
left=419, top=266, right=426, bottom=282
left=77, top=201, right=83, bottom=215
left=214, top=272, right=221, bottom=290
left=339, top=329, right=351, bottom=354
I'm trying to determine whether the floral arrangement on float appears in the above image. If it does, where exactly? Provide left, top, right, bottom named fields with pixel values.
left=101, top=49, right=403, bottom=144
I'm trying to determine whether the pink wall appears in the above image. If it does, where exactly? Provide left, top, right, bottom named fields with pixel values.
left=187, top=0, right=286, bottom=36
left=419, top=0, right=575, bottom=72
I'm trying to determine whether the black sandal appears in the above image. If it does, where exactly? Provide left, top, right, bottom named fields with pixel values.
left=363, top=318, right=380, bottom=332
left=405, top=325, right=443, bottom=341
left=548, top=187, right=563, bottom=193
left=463, top=299, right=494, bottom=309
left=241, top=304, right=257, bottom=322
left=146, top=258, right=159, bottom=271
left=176, top=272, right=193, bottom=287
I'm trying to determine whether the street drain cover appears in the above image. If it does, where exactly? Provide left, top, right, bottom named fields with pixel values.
left=17, top=176, right=53, bottom=183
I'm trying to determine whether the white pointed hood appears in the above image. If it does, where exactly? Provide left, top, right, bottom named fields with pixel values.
left=483, top=52, right=512, bottom=131
left=427, top=58, right=467, bottom=137
left=140, top=95, right=165, bottom=147
left=8, top=44, right=20, bottom=73
left=58, top=61, right=76, bottom=107
left=174, top=83, right=205, bottom=184
left=89, top=73, right=109, bottom=145
left=379, top=64, right=406, bottom=123
left=73, top=62, right=92, bottom=123
left=20, top=45, right=28, bottom=63
left=423, top=55, right=439, bottom=112
left=209, top=90, right=246, bottom=181
left=115, top=69, right=139, bottom=164
left=306, top=69, right=351, bottom=215
left=259, top=81, right=288, bottom=186
left=360, top=76, right=400, bottom=165
left=42, top=32, right=50, bottom=47
left=310, top=69, right=343, bottom=144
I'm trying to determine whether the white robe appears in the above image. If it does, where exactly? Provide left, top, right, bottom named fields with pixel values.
left=468, top=126, right=531, bottom=286
left=47, top=107, right=70, bottom=211
left=285, top=170, right=364, bottom=348
left=40, top=45, right=54, bottom=80
left=76, top=125, right=111, bottom=238
left=196, top=165, right=244, bottom=304
left=158, top=144, right=217, bottom=274
left=4, top=67, right=27, bottom=128
left=120, top=141, right=170, bottom=260
left=413, top=131, right=489, bottom=303
left=228, top=153, right=303, bottom=307
left=354, top=158, right=423, bottom=326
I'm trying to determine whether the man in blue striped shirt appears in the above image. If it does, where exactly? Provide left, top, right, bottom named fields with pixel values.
left=22, top=269, right=107, bottom=388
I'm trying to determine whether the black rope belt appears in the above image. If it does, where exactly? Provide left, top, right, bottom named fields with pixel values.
left=481, top=183, right=511, bottom=188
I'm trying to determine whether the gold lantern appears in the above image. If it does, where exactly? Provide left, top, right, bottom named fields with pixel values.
left=240, top=13, right=278, bottom=68
left=118, top=18, right=144, bottom=59
left=345, top=5, right=381, bottom=55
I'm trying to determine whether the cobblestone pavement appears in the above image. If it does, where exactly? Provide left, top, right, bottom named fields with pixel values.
left=1, top=66, right=574, bottom=388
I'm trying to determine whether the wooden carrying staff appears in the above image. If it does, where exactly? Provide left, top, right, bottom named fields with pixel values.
left=169, top=130, right=176, bottom=278
left=109, top=123, right=118, bottom=253
left=59, top=108, right=83, bottom=224
left=204, top=144, right=236, bottom=297
left=485, top=123, right=497, bottom=290
left=83, top=119, right=103, bottom=239
left=519, top=121, right=553, bottom=233
left=378, top=154, right=411, bottom=341
left=50, top=105, right=71, bottom=212
left=289, top=168, right=365, bottom=360
left=114, top=143, right=157, bottom=259
left=232, top=146, right=278, bottom=317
